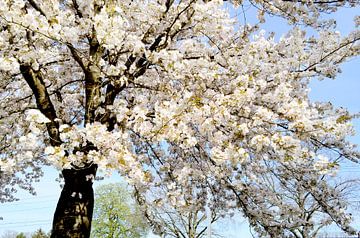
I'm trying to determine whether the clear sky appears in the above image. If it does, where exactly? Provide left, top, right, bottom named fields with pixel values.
left=0, top=3, right=359, bottom=238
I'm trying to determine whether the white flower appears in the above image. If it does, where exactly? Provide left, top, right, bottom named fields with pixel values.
left=25, top=109, right=51, bottom=124
left=59, top=124, right=70, bottom=132
left=0, top=57, right=20, bottom=74
left=44, top=146, right=55, bottom=155
left=23, top=151, right=33, bottom=160
left=313, top=155, right=337, bottom=175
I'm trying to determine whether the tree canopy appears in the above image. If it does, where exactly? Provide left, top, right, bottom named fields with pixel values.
left=31, top=229, right=50, bottom=238
left=91, top=183, right=148, bottom=238
left=0, top=0, right=359, bottom=237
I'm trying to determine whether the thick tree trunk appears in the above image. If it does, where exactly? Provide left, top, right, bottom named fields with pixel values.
left=51, top=164, right=97, bottom=238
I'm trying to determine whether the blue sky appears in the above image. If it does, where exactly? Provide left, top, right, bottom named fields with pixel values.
left=0, top=3, right=359, bottom=238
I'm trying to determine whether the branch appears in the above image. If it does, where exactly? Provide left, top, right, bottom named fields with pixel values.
left=72, top=0, right=83, bottom=18
left=27, top=0, right=47, bottom=18
left=297, top=37, right=360, bottom=73
left=67, top=36, right=103, bottom=125
left=19, top=64, right=61, bottom=146
left=67, top=43, right=87, bottom=72
left=96, top=82, right=126, bottom=130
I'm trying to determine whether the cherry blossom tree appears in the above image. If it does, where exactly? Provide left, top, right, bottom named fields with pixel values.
left=0, top=0, right=359, bottom=237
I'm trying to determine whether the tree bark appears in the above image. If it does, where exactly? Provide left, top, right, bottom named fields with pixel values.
left=51, top=164, right=97, bottom=238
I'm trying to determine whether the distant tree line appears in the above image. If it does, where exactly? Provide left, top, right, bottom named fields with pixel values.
left=1, top=229, right=49, bottom=238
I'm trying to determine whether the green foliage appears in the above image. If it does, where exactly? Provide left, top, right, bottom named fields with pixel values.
left=90, top=183, right=149, bottom=238
left=31, top=229, right=49, bottom=238
left=15, top=233, right=26, bottom=238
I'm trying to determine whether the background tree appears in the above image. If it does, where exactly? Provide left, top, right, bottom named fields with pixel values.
left=0, top=0, right=359, bottom=237
left=0, top=231, right=23, bottom=238
left=242, top=157, right=360, bottom=238
left=90, top=183, right=148, bottom=238
left=134, top=170, right=222, bottom=238
left=31, top=229, right=50, bottom=238
left=0, top=229, right=49, bottom=238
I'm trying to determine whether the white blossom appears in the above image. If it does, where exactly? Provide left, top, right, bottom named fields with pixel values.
left=25, top=109, right=51, bottom=124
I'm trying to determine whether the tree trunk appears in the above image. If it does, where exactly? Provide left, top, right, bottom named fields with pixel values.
left=51, top=164, right=98, bottom=238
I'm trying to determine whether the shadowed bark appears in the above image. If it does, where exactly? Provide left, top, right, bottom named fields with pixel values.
left=20, top=64, right=61, bottom=146
left=51, top=164, right=98, bottom=238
